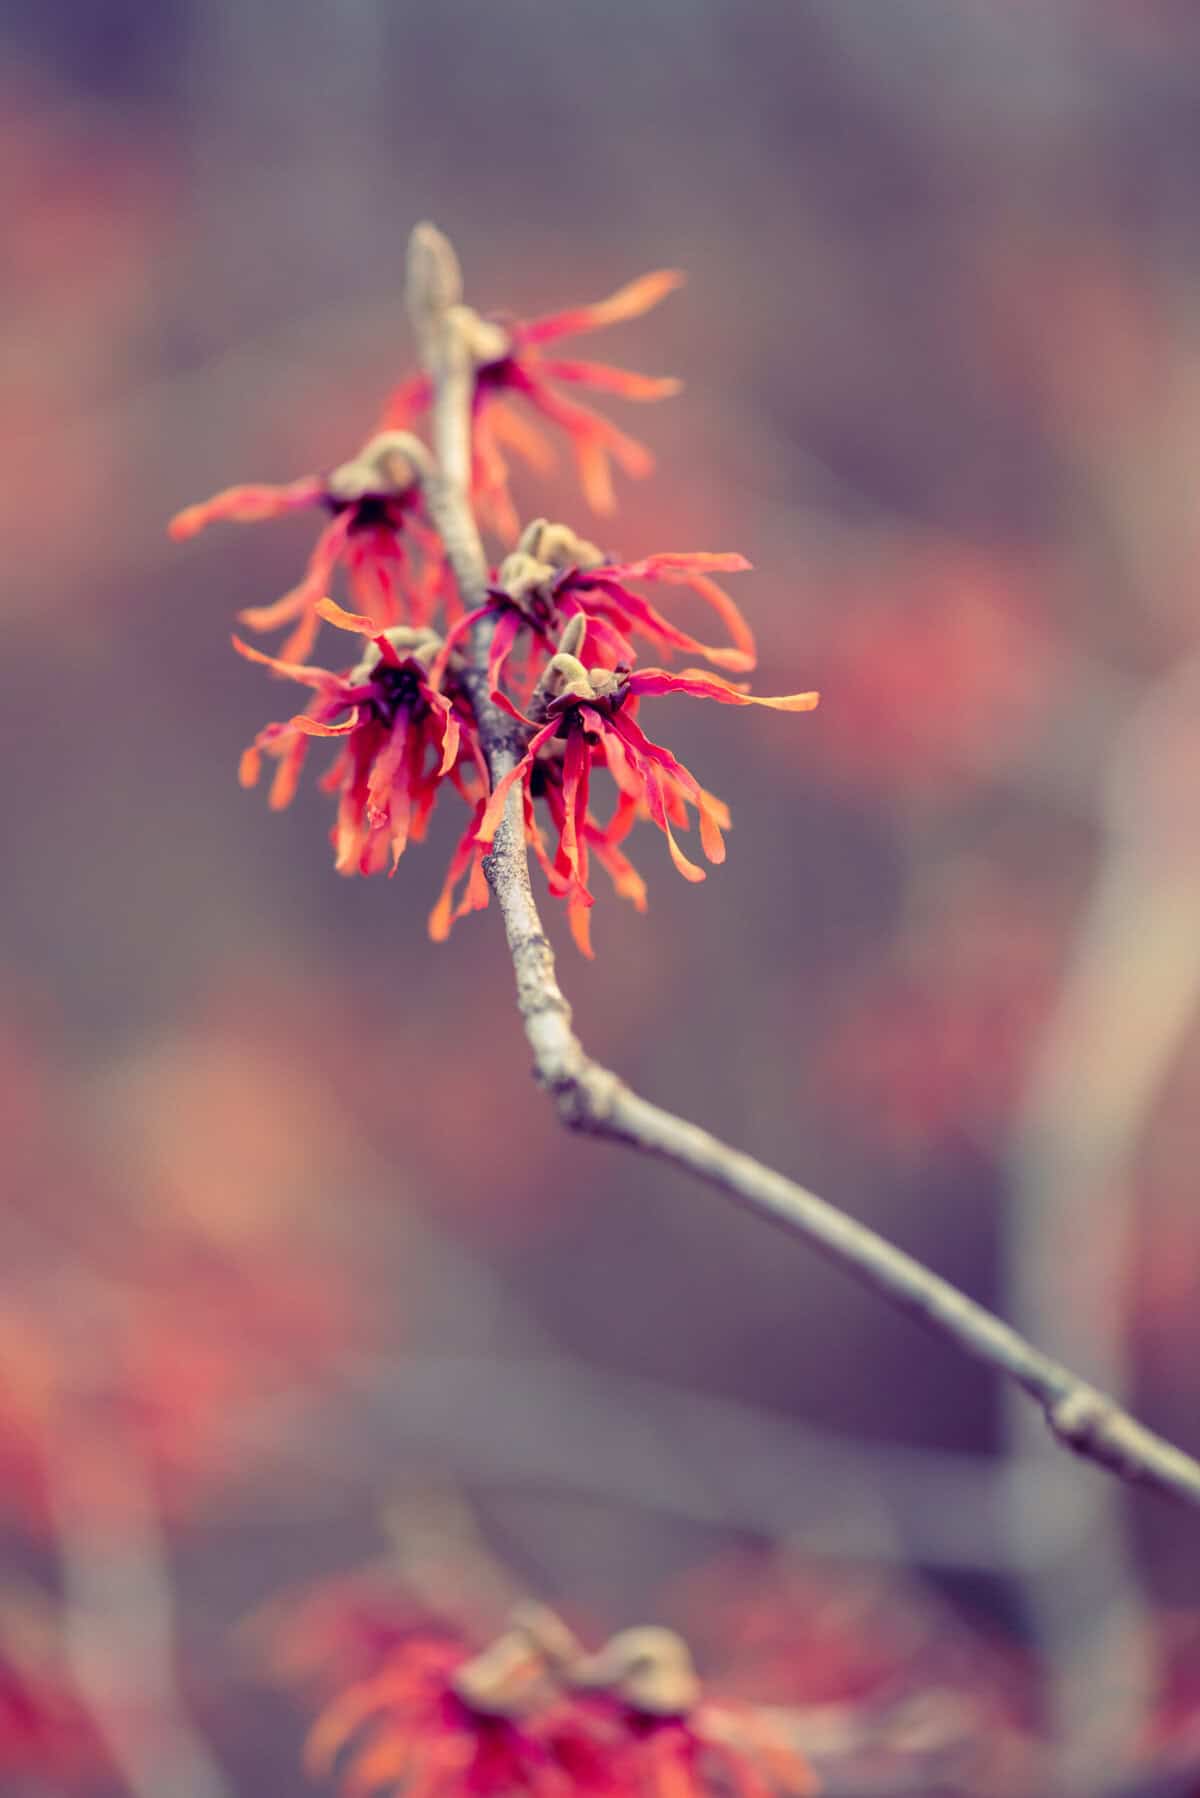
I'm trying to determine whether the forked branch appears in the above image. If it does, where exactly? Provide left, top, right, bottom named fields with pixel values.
left=406, top=221, right=1200, bottom=1511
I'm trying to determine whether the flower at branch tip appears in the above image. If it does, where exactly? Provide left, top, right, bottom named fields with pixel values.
left=473, top=617, right=818, bottom=957
left=169, top=432, right=445, bottom=661
left=234, top=599, right=486, bottom=896
left=429, top=519, right=757, bottom=703
left=384, top=270, right=684, bottom=533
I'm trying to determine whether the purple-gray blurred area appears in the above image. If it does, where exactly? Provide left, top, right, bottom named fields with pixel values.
left=6, top=3, right=1200, bottom=1794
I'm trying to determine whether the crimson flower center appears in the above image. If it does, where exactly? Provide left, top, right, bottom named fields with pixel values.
left=324, top=493, right=397, bottom=528
left=367, top=664, right=429, bottom=727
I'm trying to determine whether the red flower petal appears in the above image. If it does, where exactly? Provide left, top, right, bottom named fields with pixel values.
left=290, top=711, right=359, bottom=737
left=231, top=634, right=339, bottom=691
left=476, top=722, right=561, bottom=844
left=629, top=669, right=820, bottom=711
left=534, top=359, right=682, bottom=402
left=167, top=475, right=322, bottom=540
left=515, top=269, right=685, bottom=346
left=315, top=595, right=378, bottom=636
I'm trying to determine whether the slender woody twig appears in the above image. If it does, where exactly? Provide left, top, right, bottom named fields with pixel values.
left=404, top=221, right=1200, bottom=1511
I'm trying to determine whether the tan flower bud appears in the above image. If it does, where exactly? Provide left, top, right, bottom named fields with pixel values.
left=349, top=625, right=442, bottom=685
left=506, top=1601, right=585, bottom=1675
left=450, top=1628, right=548, bottom=1719
left=326, top=431, right=431, bottom=503
left=493, top=550, right=559, bottom=611
left=570, top=1626, right=701, bottom=1718
left=451, top=303, right=511, bottom=368
left=554, top=614, right=588, bottom=660
left=516, top=518, right=606, bottom=572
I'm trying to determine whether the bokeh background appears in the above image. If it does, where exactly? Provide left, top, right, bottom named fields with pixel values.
left=6, top=2, right=1200, bottom=1793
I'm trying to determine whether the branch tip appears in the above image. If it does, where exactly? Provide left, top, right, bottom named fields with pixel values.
left=407, top=222, right=464, bottom=325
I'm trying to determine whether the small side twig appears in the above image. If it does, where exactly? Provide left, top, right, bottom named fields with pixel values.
left=405, top=220, right=1200, bottom=1512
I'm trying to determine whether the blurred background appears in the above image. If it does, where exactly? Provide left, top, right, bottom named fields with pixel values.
left=6, top=1, right=1200, bottom=1792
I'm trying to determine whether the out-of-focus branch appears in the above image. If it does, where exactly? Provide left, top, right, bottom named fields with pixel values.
left=251, top=1350, right=1085, bottom=1575
left=1005, top=654, right=1200, bottom=1773
left=46, top=1425, right=233, bottom=1798
left=405, top=219, right=1200, bottom=1511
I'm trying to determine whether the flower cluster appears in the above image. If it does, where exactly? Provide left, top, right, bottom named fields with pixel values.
left=306, top=1607, right=818, bottom=1798
left=171, top=255, right=818, bottom=952
left=170, top=433, right=446, bottom=664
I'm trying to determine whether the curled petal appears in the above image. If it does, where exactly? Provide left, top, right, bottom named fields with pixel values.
left=238, top=514, right=352, bottom=660
left=567, top=894, right=595, bottom=958
left=515, top=269, right=685, bottom=346
left=315, top=595, right=378, bottom=636
left=534, top=359, right=682, bottom=402
left=427, top=692, right=461, bottom=776
left=583, top=574, right=753, bottom=674
left=486, top=396, right=557, bottom=472
left=168, top=475, right=322, bottom=540
left=485, top=607, right=524, bottom=700
left=491, top=687, right=542, bottom=729
left=594, top=559, right=757, bottom=671
left=646, top=771, right=706, bottom=883
left=629, top=669, right=820, bottom=711
left=608, top=711, right=726, bottom=875
left=621, top=552, right=752, bottom=579
left=429, top=809, right=490, bottom=941
left=231, top=633, right=341, bottom=691
left=697, top=792, right=727, bottom=864
left=429, top=605, right=490, bottom=691
left=511, top=371, right=655, bottom=514
left=476, top=722, right=561, bottom=844
left=290, top=709, right=359, bottom=737
left=609, top=710, right=704, bottom=803
left=471, top=402, right=523, bottom=541
left=579, top=707, right=639, bottom=800
left=677, top=573, right=757, bottom=671
left=268, top=734, right=308, bottom=810
left=378, top=370, right=434, bottom=432
left=590, top=828, right=648, bottom=912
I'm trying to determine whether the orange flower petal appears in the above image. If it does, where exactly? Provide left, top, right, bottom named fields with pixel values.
left=534, top=359, right=682, bottom=402
left=167, top=475, right=322, bottom=540
left=631, top=669, right=820, bottom=711
left=230, top=634, right=336, bottom=690
left=289, top=710, right=359, bottom=737
left=315, top=595, right=376, bottom=636
left=517, top=269, right=685, bottom=345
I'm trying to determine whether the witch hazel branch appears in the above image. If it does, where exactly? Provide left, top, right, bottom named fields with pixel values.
left=171, top=222, right=1200, bottom=1521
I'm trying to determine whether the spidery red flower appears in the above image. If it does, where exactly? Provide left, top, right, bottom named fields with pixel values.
left=170, top=434, right=445, bottom=662
left=173, top=236, right=820, bottom=953
left=234, top=600, right=485, bottom=896
left=467, top=625, right=817, bottom=956
left=429, top=520, right=758, bottom=702
left=383, top=271, right=683, bottom=533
